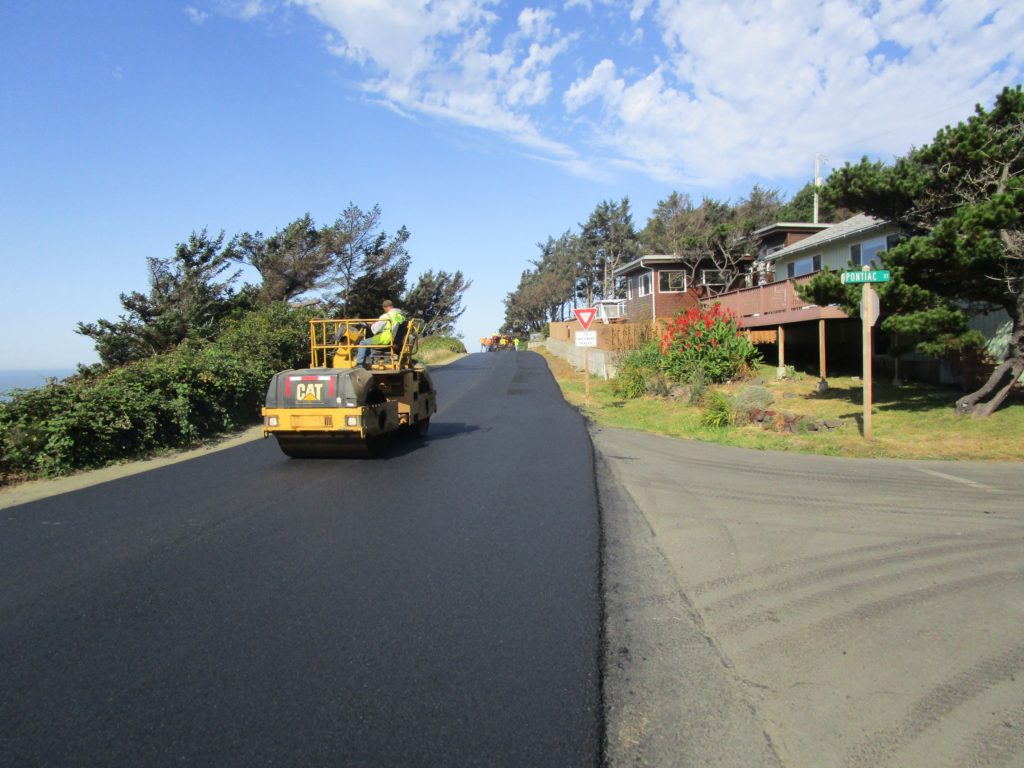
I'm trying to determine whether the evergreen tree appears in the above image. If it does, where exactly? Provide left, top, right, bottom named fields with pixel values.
left=77, top=229, right=240, bottom=367
left=231, top=214, right=331, bottom=304
left=403, top=270, right=472, bottom=336
left=578, top=198, right=639, bottom=304
left=805, top=86, right=1024, bottom=416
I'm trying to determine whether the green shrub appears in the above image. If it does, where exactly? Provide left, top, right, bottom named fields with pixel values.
left=0, top=303, right=314, bottom=480
left=778, top=364, right=804, bottom=380
left=659, top=304, right=761, bottom=384
left=700, top=389, right=735, bottom=429
left=415, top=335, right=466, bottom=365
left=417, top=335, right=466, bottom=355
left=732, top=385, right=774, bottom=421
left=687, top=368, right=707, bottom=404
left=612, top=341, right=662, bottom=399
left=644, top=373, right=671, bottom=397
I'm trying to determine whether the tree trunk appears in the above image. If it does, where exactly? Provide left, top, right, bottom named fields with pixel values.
left=955, top=312, right=1023, bottom=417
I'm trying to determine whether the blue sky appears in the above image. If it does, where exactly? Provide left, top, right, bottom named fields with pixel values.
left=2, top=0, right=1022, bottom=369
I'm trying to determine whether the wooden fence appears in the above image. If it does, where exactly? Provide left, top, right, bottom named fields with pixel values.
left=548, top=320, right=660, bottom=352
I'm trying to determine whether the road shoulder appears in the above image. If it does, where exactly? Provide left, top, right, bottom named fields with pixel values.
left=597, top=439, right=782, bottom=767
left=0, top=358, right=465, bottom=510
left=0, top=426, right=265, bottom=510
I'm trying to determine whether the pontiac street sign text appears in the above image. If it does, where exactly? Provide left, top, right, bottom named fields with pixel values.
left=841, top=269, right=891, bottom=284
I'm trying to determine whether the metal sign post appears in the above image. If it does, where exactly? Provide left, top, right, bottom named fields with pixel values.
left=574, top=309, right=597, bottom=406
left=584, top=347, right=590, bottom=404
left=862, top=282, right=873, bottom=440
left=843, top=267, right=887, bottom=440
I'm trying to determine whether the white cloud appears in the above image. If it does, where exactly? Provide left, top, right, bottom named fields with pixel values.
left=185, top=6, right=210, bottom=25
left=565, top=59, right=621, bottom=112
left=571, top=0, right=1024, bottom=185
left=216, top=0, right=273, bottom=20
left=629, top=0, right=653, bottom=23
left=293, top=0, right=496, bottom=81
left=518, top=7, right=555, bottom=40
left=234, top=0, right=1024, bottom=189
left=288, top=0, right=582, bottom=162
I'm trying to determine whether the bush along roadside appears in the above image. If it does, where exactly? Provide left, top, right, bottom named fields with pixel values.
left=613, top=304, right=762, bottom=400
left=0, top=303, right=314, bottom=482
left=699, top=384, right=849, bottom=433
left=415, top=335, right=467, bottom=365
left=659, top=303, right=761, bottom=384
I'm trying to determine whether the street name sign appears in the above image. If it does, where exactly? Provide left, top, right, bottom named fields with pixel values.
left=574, top=307, right=597, bottom=330
left=575, top=330, right=597, bottom=347
left=841, top=269, right=891, bottom=285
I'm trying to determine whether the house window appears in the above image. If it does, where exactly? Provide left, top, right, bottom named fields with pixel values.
left=659, top=271, right=686, bottom=292
left=886, top=233, right=900, bottom=250
left=639, top=272, right=652, bottom=297
left=862, top=237, right=887, bottom=267
left=700, top=269, right=731, bottom=287
left=851, top=237, right=889, bottom=268
left=615, top=276, right=629, bottom=299
left=787, top=256, right=818, bottom=278
left=626, top=277, right=633, bottom=299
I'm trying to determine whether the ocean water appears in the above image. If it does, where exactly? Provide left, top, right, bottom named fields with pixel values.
left=0, top=369, right=77, bottom=400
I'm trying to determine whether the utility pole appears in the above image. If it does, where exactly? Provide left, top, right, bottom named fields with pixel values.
left=813, top=153, right=823, bottom=224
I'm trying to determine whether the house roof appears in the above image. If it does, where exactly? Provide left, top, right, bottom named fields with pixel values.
left=764, top=214, right=889, bottom=262
left=751, top=221, right=832, bottom=238
left=613, top=254, right=687, bottom=276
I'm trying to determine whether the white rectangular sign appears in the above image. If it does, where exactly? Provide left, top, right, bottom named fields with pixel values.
left=575, top=330, right=597, bottom=347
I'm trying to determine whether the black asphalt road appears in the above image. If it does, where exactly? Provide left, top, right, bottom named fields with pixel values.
left=0, top=352, right=601, bottom=767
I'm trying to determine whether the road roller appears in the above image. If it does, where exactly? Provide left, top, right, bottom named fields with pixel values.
left=262, top=317, right=436, bottom=458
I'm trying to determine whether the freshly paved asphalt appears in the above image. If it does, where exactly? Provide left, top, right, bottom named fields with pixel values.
left=0, top=351, right=601, bottom=767
left=13, top=349, right=1013, bottom=768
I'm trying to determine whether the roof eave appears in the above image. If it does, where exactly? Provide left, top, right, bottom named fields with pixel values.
left=613, top=254, right=684, bottom=276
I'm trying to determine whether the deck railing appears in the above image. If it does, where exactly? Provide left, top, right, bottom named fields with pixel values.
left=701, top=275, right=818, bottom=319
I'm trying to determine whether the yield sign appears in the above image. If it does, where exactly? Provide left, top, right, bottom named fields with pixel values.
left=574, top=307, right=596, bottom=330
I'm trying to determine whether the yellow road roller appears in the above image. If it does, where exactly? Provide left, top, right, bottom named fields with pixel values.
left=262, top=317, right=436, bottom=458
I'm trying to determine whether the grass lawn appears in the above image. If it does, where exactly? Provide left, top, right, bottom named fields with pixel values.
left=542, top=351, right=1024, bottom=461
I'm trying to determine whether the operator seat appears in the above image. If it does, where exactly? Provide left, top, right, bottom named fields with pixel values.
left=369, top=319, right=409, bottom=367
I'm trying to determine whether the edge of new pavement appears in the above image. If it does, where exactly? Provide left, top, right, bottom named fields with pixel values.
left=594, top=423, right=783, bottom=768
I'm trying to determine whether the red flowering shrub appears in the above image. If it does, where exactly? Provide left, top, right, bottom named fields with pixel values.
left=659, top=303, right=761, bottom=383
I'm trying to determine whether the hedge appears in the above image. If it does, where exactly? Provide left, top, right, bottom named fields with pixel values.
left=0, top=303, right=314, bottom=480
